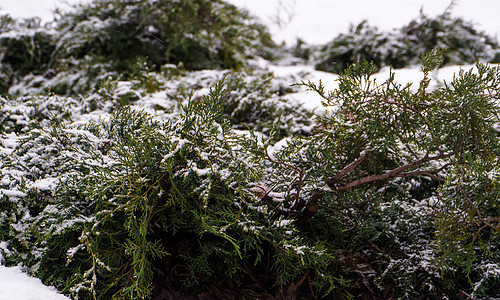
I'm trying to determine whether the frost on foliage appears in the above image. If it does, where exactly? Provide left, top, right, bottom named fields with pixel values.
left=0, top=25, right=499, bottom=298
left=315, top=11, right=500, bottom=73
left=1, top=0, right=277, bottom=96
left=0, top=71, right=327, bottom=299
left=0, top=15, right=55, bottom=95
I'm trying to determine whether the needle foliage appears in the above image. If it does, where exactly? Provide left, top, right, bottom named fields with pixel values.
left=0, top=39, right=499, bottom=299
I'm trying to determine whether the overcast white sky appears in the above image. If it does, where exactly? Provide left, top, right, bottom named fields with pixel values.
left=228, top=0, right=500, bottom=44
left=1, top=0, right=499, bottom=45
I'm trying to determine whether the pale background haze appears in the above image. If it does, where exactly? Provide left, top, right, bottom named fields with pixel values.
left=1, top=0, right=499, bottom=44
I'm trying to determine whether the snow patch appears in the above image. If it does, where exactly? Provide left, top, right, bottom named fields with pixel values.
left=28, top=178, right=59, bottom=191
left=0, top=266, right=69, bottom=300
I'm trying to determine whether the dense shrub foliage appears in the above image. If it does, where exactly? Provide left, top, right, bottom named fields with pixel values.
left=0, top=1, right=499, bottom=299
left=53, top=0, right=276, bottom=71
left=0, top=16, right=53, bottom=95
left=0, top=48, right=499, bottom=299
left=0, top=84, right=333, bottom=299
left=0, top=0, right=276, bottom=96
left=315, top=11, right=500, bottom=73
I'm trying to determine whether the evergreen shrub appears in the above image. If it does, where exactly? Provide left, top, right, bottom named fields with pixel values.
left=0, top=16, right=55, bottom=95
left=0, top=0, right=276, bottom=96
left=217, top=71, right=314, bottom=139
left=297, top=51, right=500, bottom=298
left=0, top=81, right=335, bottom=299
left=54, top=0, right=276, bottom=71
left=315, top=11, right=499, bottom=73
left=0, top=51, right=499, bottom=299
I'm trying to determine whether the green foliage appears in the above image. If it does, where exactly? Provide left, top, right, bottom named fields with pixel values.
left=0, top=0, right=276, bottom=96
left=1, top=47, right=499, bottom=299
left=315, top=21, right=402, bottom=74
left=0, top=17, right=55, bottom=95
left=1, top=0, right=500, bottom=298
left=0, top=31, right=54, bottom=75
left=293, top=38, right=311, bottom=61
left=293, top=52, right=500, bottom=298
left=220, top=71, right=314, bottom=139
left=54, top=0, right=275, bottom=72
left=0, top=78, right=336, bottom=299
left=316, top=11, right=499, bottom=73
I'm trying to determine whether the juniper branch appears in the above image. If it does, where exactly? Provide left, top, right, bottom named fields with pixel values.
left=332, top=151, right=454, bottom=191
left=327, top=150, right=370, bottom=187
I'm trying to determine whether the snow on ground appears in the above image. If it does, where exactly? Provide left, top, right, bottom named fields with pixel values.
left=267, top=62, right=486, bottom=111
left=0, top=266, right=68, bottom=300
left=0, top=0, right=499, bottom=298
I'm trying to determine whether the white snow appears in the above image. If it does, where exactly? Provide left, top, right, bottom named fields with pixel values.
left=28, top=177, right=59, bottom=191
left=267, top=62, right=493, bottom=111
left=266, top=136, right=292, bottom=160
left=0, top=266, right=69, bottom=300
left=0, top=189, right=27, bottom=198
left=0, top=0, right=499, bottom=298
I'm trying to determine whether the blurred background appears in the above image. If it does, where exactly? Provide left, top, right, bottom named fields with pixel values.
left=1, top=0, right=499, bottom=45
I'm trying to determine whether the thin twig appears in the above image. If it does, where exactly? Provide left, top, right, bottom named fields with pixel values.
left=295, top=269, right=309, bottom=288
left=320, top=204, right=356, bottom=232
left=457, top=186, right=500, bottom=231
left=341, top=182, right=387, bottom=210
left=307, top=271, right=316, bottom=299
left=383, top=98, right=443, bottom=155
left=265, top=149, right=304, bottom=202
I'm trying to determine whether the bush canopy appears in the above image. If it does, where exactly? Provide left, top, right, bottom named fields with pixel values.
left=315, top=11, right=500, bottom=73
left=0, top=1, right=499, bottom=299
left=0, top=0, right=276, bottom=96
left=0, top=50, right=499, bottom=299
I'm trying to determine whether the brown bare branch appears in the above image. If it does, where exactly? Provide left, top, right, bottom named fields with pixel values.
left=332, top=151, right=454, bottom=191
left=327, top=151, right=370, bottom=188
left=403, top=142, right=420, bottom=160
